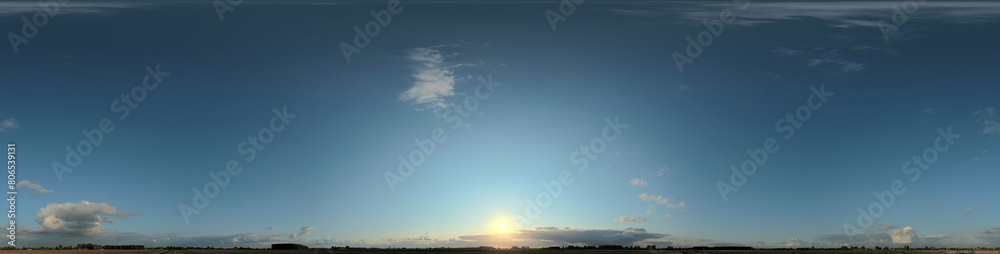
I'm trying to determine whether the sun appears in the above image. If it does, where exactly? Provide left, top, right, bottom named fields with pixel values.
left=489, top=216, right=514, bottom=235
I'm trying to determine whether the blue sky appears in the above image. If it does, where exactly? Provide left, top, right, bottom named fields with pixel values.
left=1, top=0, right=999, bottom=249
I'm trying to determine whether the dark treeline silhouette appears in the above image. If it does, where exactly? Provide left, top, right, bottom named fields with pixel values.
left=4, top=243, right=1000, bottom=251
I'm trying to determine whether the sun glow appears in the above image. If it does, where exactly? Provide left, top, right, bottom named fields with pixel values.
left=489, top=216, right=514, bottom=235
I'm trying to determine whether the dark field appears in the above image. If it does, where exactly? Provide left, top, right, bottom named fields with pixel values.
left=2, top=250, right=992, bottom=254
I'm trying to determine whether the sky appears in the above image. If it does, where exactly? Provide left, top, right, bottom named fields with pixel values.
left=1, top=0, right=999, bottom=249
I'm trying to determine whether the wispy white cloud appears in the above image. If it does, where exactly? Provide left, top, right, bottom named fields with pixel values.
left=667, top=201, right=686, bottom=209
left=0, top=118, right=18, bottom=132
left=639, top=193, right=668, bottom=205
left=614, top=216, right=648, bottom=223
left=609, top=9, right=661, bottom=17
left=964, top=205, right=982, bottom=217
left=774, top=48, right=804, bottom=56
left=919, top=107, right=937, bottom=124
left=773, top=47, right=867, bottom=73
left=16, top=180, right=52, bottom=196
left=399, top=47, right=460, bottom=112
left=0, top=1, right=162, bottom=17
left=612, top=1, right=1000, bottom=28
left=974, top=107, right=1000, bottom=135
left=656, top=166, right=672, bottom=177
left=853, top=45, right=900, bottom=55
left=628, top=178, right=647, bottom=187
left=807, top=58, right=867, bottom=72
left=640, top=193, right=685, bottom=209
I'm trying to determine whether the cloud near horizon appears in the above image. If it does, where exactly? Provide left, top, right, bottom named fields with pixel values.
left=27, top=201, right=130, bottom=237
left=889, top=226, right=917, bottom=244
left=459, top=227, right=668, bottom=246
left=289, top=226, right=315, bottom=239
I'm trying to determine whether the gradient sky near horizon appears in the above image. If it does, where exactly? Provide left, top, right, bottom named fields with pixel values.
left=1, top=0, right=999, bottom=249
